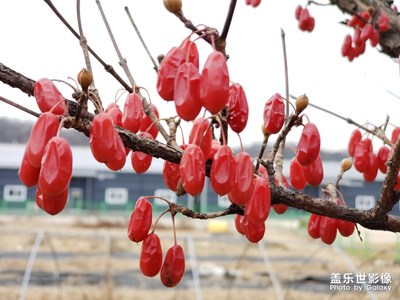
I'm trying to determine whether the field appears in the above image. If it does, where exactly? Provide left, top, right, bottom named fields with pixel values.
left=0, top=213, right=399, bottom=300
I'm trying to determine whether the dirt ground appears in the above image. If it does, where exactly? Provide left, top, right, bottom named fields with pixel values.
left=0, top=214, right=399, bottom=300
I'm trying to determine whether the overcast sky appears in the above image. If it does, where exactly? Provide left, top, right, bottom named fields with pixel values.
left=1, top=0, right=399, bottom=151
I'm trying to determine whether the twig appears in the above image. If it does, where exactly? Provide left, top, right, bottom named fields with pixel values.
left=96, top=0, right=136, bottom=88
left=125, top=6, right=159, bottom=72
left=0, top=96, right=40, bottom=118
left=220, top=0, right=237, bottom=41
left=289, top=94, right=392, bottom=145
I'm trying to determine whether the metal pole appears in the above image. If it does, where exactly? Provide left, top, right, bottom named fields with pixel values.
left=19, top=229, right=45, bottom=300
left=186, top=235, right=202, bottom=300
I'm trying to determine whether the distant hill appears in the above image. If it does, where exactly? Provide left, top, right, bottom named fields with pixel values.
left=0, top=117, right=348, bottom=160
left=0, top=117, right=88, bottom=146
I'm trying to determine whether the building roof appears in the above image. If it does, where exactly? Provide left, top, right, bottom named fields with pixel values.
left=0, top=143, right=383, bottom=183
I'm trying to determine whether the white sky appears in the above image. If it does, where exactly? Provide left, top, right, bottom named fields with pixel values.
left=1, top=0, right=399, bottom=151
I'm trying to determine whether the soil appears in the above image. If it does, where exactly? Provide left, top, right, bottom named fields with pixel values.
left=0, top=214, right=398, bottom=300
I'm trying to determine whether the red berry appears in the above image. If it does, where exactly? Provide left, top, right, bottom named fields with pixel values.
left=347, top=129, right=362, bottom=157
left=296, top=123, right=321, bottom=166
left=36, top=186, right=68, bottom=215
left=353, top=139, right=371, bottom=173
left=163, top=160, right=181, bottom=191
left=363, top=152, right=378, bottom=182
left=179, top=37, right=199, bottom=68
left=308, top=213, right=321, bottom=239
left=188, top=117, right=213, bottom=159
left=234, top=214, right=245, bottom=235
left=89, top=112, right=117, bottom=163
left=160, top=244, right=185, bottom=288
left=378, top=13, right=390, bottom=32
left=127, top=197, right=152, bottom=243
left=319, top=216, right=338, bottom=245
left=228, top=151, right=255, bottom=206
left=38, top=136, right=73, bottom=197
left=227, top=83, right=249, bottom=134
left=122, top=93, right=143, bottom=134
left=200, top=51, right=230, bottom=114
left=141, top=104, right=159, bottom=139
left=263, top=93, right=285, bottom=135
left=173, top=62, right=202, bottom=121
left=341, top=34, right=352, bottom=57
left=295, top=5, right=303, bottom=20
left=210, top=145, right=237, bottom=196
left=244, top=176, right=271, bottom=224
left=179, top=144, right=206, bottom=196
left=377, top=146, right=390, bottom=174
left=131, top=132, right=153, bottom=174
left=289, top=157, right=307, bottom=190
left=241, top=215, right=266, bottom=243
left=106, top=103, right=123, bottom=127
left=34, top=78, right=66, bottom=115
left=157, top=47, right=186, bottom=101
left=140, top=233, right=163, bottom=277
left=337, top=220, right=355, bottom=237
left=104, top=130, right=127, bottom=171
left=26, top=112, right=60, bottom=168
left=19, top=149, right=41, bottom=187
left=391, top=127, right=400, bottom=144
left=302, top=154, right=324, bottom=186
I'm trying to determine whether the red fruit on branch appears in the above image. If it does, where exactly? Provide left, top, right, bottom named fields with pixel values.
left=296, top=123, right=321, bottom=166
left=289, top=157, right=307, bottom=190
left=363, top=152, right=378, bottom=182
left=26, top=112, right=60, bottom=168
left=19, top=149, right=41, bottom=187
left=140, top=233, right=163, bottom=277
left=36, top=186, right=68, bottom=216
left=241, top=215, right=265, bottom=243
left=319, top=216, right=338, bottom=245
left=173, top=62, right=202, bottom=121
left=179, top=37, right=199, bottom=68
left=210, top=145, right=237, bottom=196
left=38, top=136, right=73, bottom=197
left=378, top=13, right=390, bottom=32
left=360, top=23, right=373, bottom=42
left=244, top=176, right=271, bottom=224
left=179, top=144, right=206, bottom=196
left=141, top=104, right=159, bottom=139
left=272, top=176, right=289, bottom=214
left=157, top=47, right=186, bottom=101
left=369, top=28, right=380, bottom=47
left=377, top=145, right=390, bottom=174
left=391, top=127, right=400, bottom=144
left=128, top=197, right=152, bottom=243
left=347, top=129, right=362, bottom=157
left=160, top=244, right=185, bottom=288
left=34, top=78, right=66, bottom=115
left=200, top=51, right=230, bottom=114
left=298, top=8, right=315, bottom=32
left=228, top=151, right=255, bottom=206
left=163, top=160, right=181, bottom=192
left=234, top=214, right=245, bottom=235
left=122, top=93, right=143, bottom=134
left=189, top=117, right=212, bottom=159
left=131, top=132, right=153, bottom=174
left=263, top=93, right=285, bottom=135
left=105, top=103, right=123, bottom=127
left=302, top=154, right=324, bottom=186
left=341, top=34, right=352, bottom=57
left=308, top=213, right=321, bottom=239
left=245, top=0, right=262, bottom=8
left=353, top=139, right=371, bottom=173
left=90, top=112, right=117, bottom=163
left=227, top=83, right=249, bottom=134
left=295, top=5, right=302, bottom=20
left=337, top=220, right=355, bottom=237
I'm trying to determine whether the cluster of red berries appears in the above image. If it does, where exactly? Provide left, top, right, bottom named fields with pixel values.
left=308, top=201, right=355, bottom=245
left=341, top=10, right=390, bottom=61
left=347, top=127, right=400, bottom=187
left=295, top=5, right=315, bottom=32
left=19, top=78, right=72, bottom=215
left=90, top=92, right=159, bottom=174
left=127, top=197, right=185, bottom=288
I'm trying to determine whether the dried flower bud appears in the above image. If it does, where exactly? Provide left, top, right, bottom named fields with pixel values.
left=163, top=0, right=182, bottom=14
left=341, top=158, right=353, bottom=171
left=77, top=68, right=93, bottom=91
left=295, top=94, right=309, bottom=113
